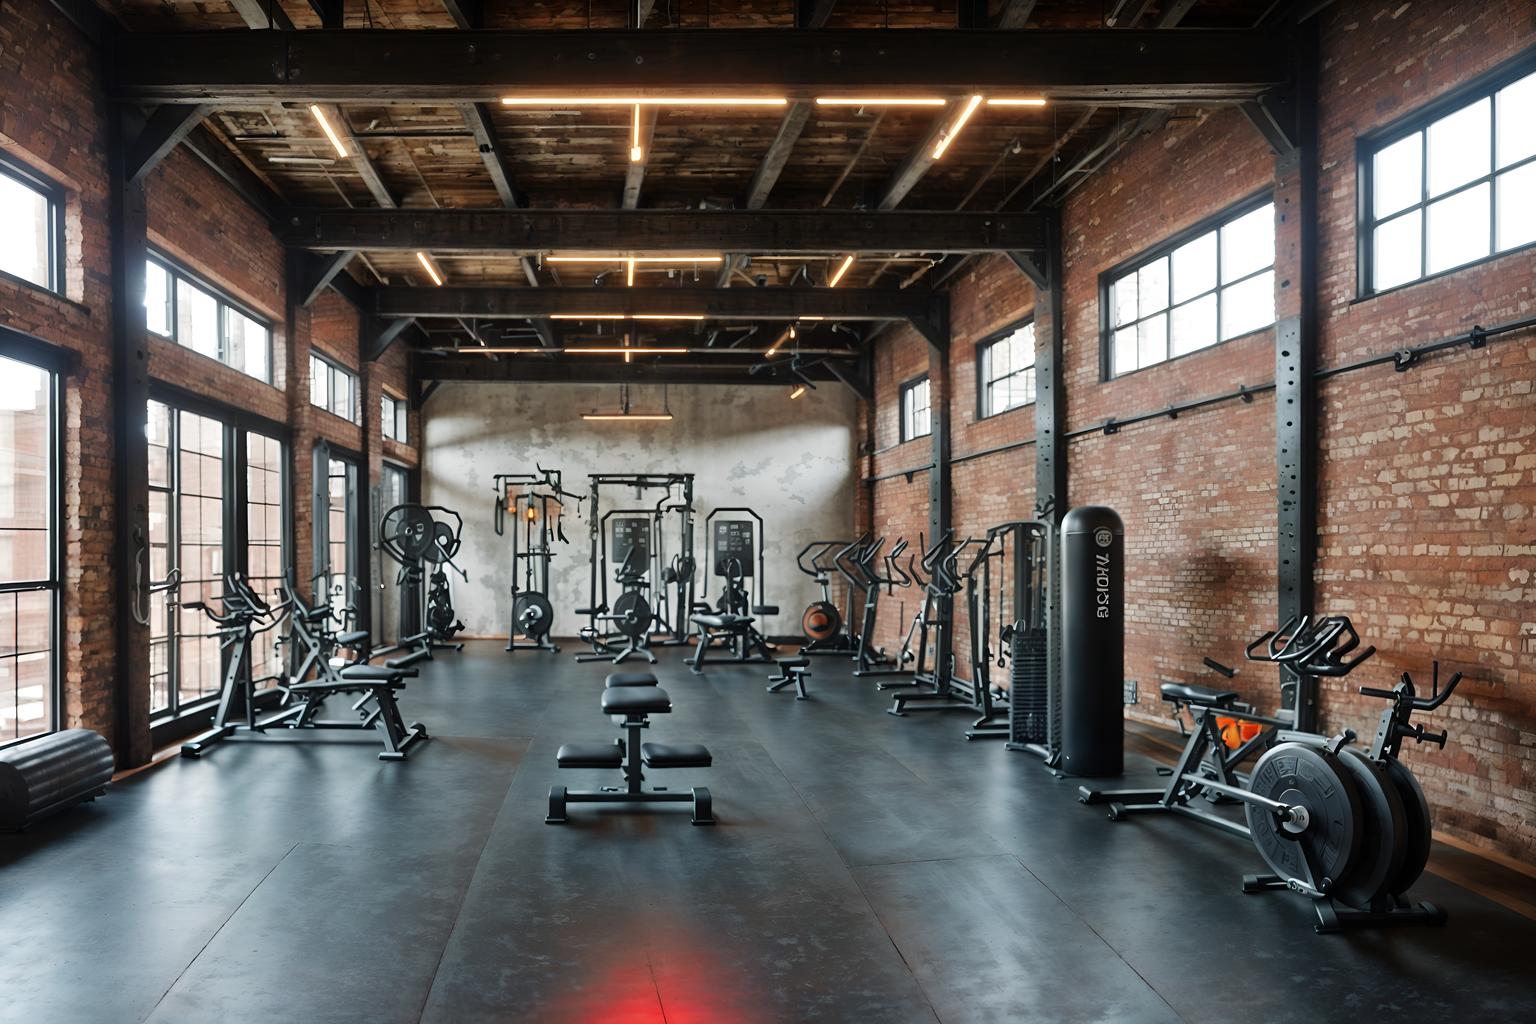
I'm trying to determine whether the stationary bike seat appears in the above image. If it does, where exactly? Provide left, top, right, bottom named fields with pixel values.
left=1159, top=682, right=1239, bottom=707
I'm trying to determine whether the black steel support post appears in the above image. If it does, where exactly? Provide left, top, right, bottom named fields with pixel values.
left=1275, top=21, right=1320, bottom=732
left=108, top=106, right=155, bottom=766
left=1032, top=209, right=1067, bottom=525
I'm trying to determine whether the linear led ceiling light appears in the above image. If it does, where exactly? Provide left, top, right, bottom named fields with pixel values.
left=548, top=314, right=706, bottom=321
left=631, top=105, right=644, bottom=162
left=546, top=255, right=724, bottom=264
left=502, top=97, right=786, bottom=106
left=932, top=95, right=984, bottom=160
left=986, top=98, right=1048, bottom=107
left=565, top=347, right=689, bottom=355
left=827, top=255, right=855, bottom=288
left=789, top=384, right=807, bottom=400
left=815, top=97, right=947, bottom=106
left=309, top=104, right=348, bottom=158
left=626, top=258, right=636, bottom=287
left=415, top=251, right=444, bottom=287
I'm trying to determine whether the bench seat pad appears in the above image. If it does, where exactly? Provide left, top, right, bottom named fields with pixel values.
left=776, top=657, right=810, bottom=669
left=605, top=671, right=658, bottom=688
left=1160, top=682, right=1238, bottom=706
left=691, top=614, right=751, bottom=630
left=556, top=741, right=626, bottom=769
left=601, top=685, right=672, bottom=715
left=640, top=742, right=712, bottom=768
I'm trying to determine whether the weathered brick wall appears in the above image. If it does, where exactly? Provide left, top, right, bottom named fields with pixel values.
left=1310, top=1, right=1536, bottom=856
left=0, top=0, right=117, bottom=738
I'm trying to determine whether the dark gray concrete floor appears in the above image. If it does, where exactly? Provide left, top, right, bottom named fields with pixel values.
left=3, top=641, right=1534, bottom=1024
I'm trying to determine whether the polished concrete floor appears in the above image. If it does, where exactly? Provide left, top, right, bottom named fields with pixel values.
left=3, top=641, right=1534, bottom=1024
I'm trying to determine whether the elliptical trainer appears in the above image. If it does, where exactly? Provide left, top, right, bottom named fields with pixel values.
left=796, top=539, right=857, bottom=655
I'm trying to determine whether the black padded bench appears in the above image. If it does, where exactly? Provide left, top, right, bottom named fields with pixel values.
left=686, top=611, right=775, bottom=673
left=767, top=657, right=811, bottom=700
left=548, top=682, right=713, bottom=825
left=1159, top=681, right=1240, bottom=708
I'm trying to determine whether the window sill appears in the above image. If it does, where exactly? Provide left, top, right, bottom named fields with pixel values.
left=974, top=400, right=1036, bottom=424
left=1352, top=241, right=1536, bottom=306
left=1102, top=323, right=1274, bottom=383
left=145, top=332, right=279, bottom=390
left=0, top=269, right=91, bottom=316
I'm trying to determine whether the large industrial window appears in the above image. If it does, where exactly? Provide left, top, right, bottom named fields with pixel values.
left=381, top=392, right=407, bottom=444
left=313, top=446, right=360, bottom=630
left=979, top=320, right=1036, bottom=418
left=1360, top=61, right=1536, bottom=294
left=0, top=156, right=63, bottom=293
left=375, top=463, right=410, bottom=645
left=1103, top=195, right=1276, bottom=378
left=148, top=401, right=288, bottom=718
left=310, top=353, right=358, bottom=423
left=246, top=432, right=286, bottom=686
left=147, top=403, right=226, bottom=716
left=143, top=255, right=272, bottom=383
left=0, top=354, right=58, bottom=743
left=899, top=376, right=932, bottom=442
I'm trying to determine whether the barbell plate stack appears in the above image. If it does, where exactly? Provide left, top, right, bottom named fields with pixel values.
left=1245, top=742, right=1364, bottom=895
left=1381, top=756, right=1434, bottom=897
left=1331, top=748, right=1408, bottom=910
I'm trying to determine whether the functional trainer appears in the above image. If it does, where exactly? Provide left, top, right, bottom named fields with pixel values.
left=494, top=466, right=583, bottom=652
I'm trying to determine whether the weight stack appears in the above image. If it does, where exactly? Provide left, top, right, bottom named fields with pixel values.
left=1008, top=626, right=1051, bottom=746
left=1059, top=506, right=1124, bottom=778
left=0, top=729, right=114, bottom=832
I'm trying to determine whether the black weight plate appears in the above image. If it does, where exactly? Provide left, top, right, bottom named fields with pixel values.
left=513, top=593, right=554, bottom=640
left=1331, top=748, right=1407, bottom=910
left=1382, top=757, right=1433, bottom=896
left=382, top=505, right=436, bottom=563
left=1246, top=742, right=1363, bottom=895
left=426, top=520, right=458, bottom=564
left=611, top=591, right=653, bottom=638
left=802, top=601, right=841, bottom=642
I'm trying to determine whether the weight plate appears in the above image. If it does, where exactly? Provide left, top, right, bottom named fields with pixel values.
left=427, top=520, right=458, bottom=564
left=1382, top=757, right=1433, bottom=896
left=513, top=593, right=554, bottom=640
left=1246, top=742, right=1363, bottom=895
left=382, top=504, right=436, bottom=563
left=802, top=601, right=841, bottom=642
left=611, top=590, right=653, bottom=638
left=1331, top=748, right=1407, bottom=910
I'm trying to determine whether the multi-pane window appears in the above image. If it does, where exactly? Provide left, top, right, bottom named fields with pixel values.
left=144, top=256, right=272, bottom=382
left=147, top=401, right=287, bottom=718
left=1364, top=66, right=1536, bottom=293
left=900, top=376, right=932, bottom=442
left=314, top=450, right=359, bottom=629
left=310, top=353, right=358, bottom=423
left=1106, top=199, right=1276, bottom=377
left=147, top=403, right=226, bottom=716
left=0, top=355, right=58, bottom=743
left=381, top=393, right=407, bottom=444
left=979, top=321, right=1036, bottom=418
left=0, top=159, right=62, bottom=293
left=375, top=463, right=410, bottom=645
left=246, top=432, right=285, bottom=685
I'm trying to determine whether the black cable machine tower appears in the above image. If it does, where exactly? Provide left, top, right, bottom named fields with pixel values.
left=494, top=466, right=584, bottom=653
left=578, top=473, right=696, bottom=657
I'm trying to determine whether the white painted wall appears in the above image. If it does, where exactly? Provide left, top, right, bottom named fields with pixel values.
left=422, top=381, right=859, bottom=639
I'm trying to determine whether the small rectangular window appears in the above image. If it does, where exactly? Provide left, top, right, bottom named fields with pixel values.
left=144, top=254, right=272, bottom=383
left=1103, top=196, right=1275, bottom=378
left=381, top=393, right=407, bottom=444
left=309, top=352, right=359, bottom=423
left=1360, top=61, right=1536, bottom=294
left=900, top=376, right=931, bottom=442
left=0, top=158, right=61, bottom=293
left=979, top=321, right=1036, bottom=418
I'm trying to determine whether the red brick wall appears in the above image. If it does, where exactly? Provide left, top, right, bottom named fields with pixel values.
left=1310, top=1, right=1536, bottom=855
left=861, top=0, right=1536, bottom=863
left=0, top=0, right=117, bottom=738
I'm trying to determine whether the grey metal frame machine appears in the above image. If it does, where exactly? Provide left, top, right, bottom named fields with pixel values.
left=688, top=507, right=776, bottom=667
left=494, top=466, right=584, bottom=653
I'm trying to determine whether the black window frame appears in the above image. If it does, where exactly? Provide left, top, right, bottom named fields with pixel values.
left=309, top=350, right=360, bottom=424
left=1355, top=47, right=1536, bottom=300
left=1097, top=190, right=1276, bottom=382
left=145, top=384, right=291, bottom=728
left=899, top=374, right=932, bottom=443
left=381, top=391, right=407, bottom=444
left=0, top=153, right=66, bottom=296
left=144, top=250, right=275, bottom=384
left=0, top=329, right=65, bottom=749
left=976, top=315, right=1037, bottom=420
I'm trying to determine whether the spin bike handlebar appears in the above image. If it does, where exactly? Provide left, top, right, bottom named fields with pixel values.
left=1245, top=615, right=1377, bottom=676
left=796, top=539, right=840, bottom=578
left=884, top=539, right=912, bottom=589
left=919, top=530, right=954, bottom=575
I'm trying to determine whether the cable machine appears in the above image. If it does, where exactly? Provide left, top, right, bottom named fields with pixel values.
left=494, top=466, right=584, bottom=652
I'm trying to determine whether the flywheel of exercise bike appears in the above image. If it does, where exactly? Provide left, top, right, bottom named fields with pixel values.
left=513, top=592, right=554, bottom=640
left=611, top=590, right=653, bottom=638
left=382, top=505, right=436, bottom=563
left=1331, top=747, right=1409, bottom=910
left=429, top=520, right=460, bottom=563
left=1245, top=742, right=1364, bottom=898
left=801, top=601, right=841, bottom=642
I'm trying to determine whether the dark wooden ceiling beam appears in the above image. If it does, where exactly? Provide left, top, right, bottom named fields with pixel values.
left=878, top=110, right=954, bottom=211
left=182, top=123, right=284, bottom=222
left=442, top=0, right=481, bottom=30
left=300, top=250, right=358, bottom=307
left=460, top=102, right=524, bottom=208
left=795, top=0, right=839, bottom=28
left=413, top=355, right=849, bottom=386
left=126, top=104, right=211, bottom=185
left=307, top=0, right=344, bottom=29
left=277, top=207, right=1046, bottom=253
left=374, top=285, right=934, bottom=321
left=109, top=30, right=1291, bottom=103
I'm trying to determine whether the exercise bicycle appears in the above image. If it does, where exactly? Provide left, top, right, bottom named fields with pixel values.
left=576, top=544, right=656, bottom=665
left=796, top=539, right=858, bottom=655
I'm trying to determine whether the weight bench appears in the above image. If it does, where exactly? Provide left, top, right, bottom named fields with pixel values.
left=605, top=671, right=658, bottom=688
left=767, top=657, right=811, bottom=700
left=686, top=608, right=775, bottom=673
left=547, top=684, right=714, bottom=825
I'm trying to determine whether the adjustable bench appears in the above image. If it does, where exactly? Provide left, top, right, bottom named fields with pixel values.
left=547, top=684, right=714, bottom=825
left=767, top=657, right=811, bottom=700
left=605, top=671, right=659, bottom=688
left=686, top=608, right=775, bottom=673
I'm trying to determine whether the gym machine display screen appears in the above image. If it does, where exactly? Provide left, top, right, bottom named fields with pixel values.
left=611, top=517, right=652, bottom=569
left=712, top=521, right=754, bottom=577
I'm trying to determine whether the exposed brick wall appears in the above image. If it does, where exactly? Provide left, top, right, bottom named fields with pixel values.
left=860, top=0, right=1536, bottom=863
left=0, top=0, right=117, bottom=739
